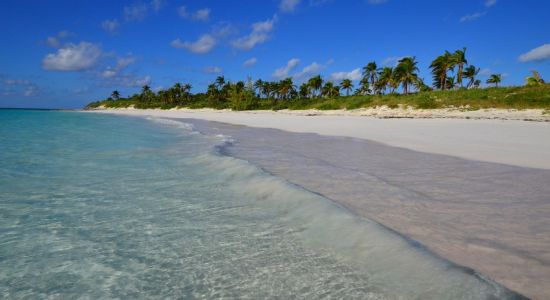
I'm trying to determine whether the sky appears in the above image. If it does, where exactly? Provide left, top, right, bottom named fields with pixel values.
left=1, top=0, right=549, bottom=108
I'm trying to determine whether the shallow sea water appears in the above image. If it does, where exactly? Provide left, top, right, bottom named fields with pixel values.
left=0, top=110, right=525, bottom=299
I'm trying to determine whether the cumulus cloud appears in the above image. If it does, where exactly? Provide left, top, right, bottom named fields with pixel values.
left=460, top=12, right=486, bottom=22
left=101, top=56, right=137, bottom=78
left=232, top=16, right=277, bottom=50
left=273, top=58, right=300, bottom=79
left=203, top=66, right=223, bottom=74
left=124, top=3, right=148, bottom=21
left=330, top=68, right=362, bottom=81
left=170, top=34, right=216, bottom=54
left=101, top=19, right=120, bottom=34
left=243, top=57, right=258, bottom=67
left=211, top=23, right=237, bottom=38
left=519, top=44, right=550, bottom=62
left=293, top=59, right=333, bottom=81
left=42, top=42, right=102, bottom=71
left=294, top=62, right=323, bottom=80
left=485, top=0, right=497, bottom=7
left=280, top=0, right=301, bottom=12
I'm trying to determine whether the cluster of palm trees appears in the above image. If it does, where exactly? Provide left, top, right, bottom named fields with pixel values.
left=429, top=48, right=488, bottom=89
left=106, top=47, right=521, bottom=106
left=115, top=83, right=194, bottom=105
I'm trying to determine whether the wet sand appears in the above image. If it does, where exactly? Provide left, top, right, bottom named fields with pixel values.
left=186, top=119, right=550, bottom=300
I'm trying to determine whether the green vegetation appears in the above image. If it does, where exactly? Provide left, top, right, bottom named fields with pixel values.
left=86, top=48, right=550, bottom=111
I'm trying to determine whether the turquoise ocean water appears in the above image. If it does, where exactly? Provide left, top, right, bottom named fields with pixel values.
left=0, top=109, right=524, bottom=299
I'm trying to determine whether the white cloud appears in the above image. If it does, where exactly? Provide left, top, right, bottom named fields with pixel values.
left=280, top=0, right=301, bottom=12
left=124, top=3, right=148, bottom=21
left=485, top=0, right=497, bottom=7
left=243, top=57, right=258, bottom=67
left=460, top=12, right=486, bottom=22
left=194, top=8, right=210, bottom=21
left=232, top=16, right=277, bottom=50
left=203, top=66, right=223, bottom=74
left=42, top=42, right=102, bottom=71
left=135, top=75, right=152, bottom=86
left=519, top=44, right=550, bottom=62
left=171, top=34, right=216, bottom=54
left=101, top=19, right=120, bottom=34
left=293, top=59, right=333, bottom=81
left=330, top=68, right=362, bottom=81
left=273, top=58, right=300, bottom=79
left=294, top=62, right=323, bottom=80
left=211, top=23, right=237, bottom=38
left=101, top=56, right=137, bottom=78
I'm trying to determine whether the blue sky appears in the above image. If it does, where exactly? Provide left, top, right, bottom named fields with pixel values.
left=1, top=0, right=549, bottom=108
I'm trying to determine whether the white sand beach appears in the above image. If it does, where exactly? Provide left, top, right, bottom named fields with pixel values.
left=90, top=108, right=550, bottom=299
left=93, top=108, right=550, bottom=170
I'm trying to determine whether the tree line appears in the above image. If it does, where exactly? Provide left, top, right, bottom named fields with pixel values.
left=98, top=48, right=545, bottom=109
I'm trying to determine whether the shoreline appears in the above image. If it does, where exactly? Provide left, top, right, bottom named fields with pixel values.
left=87, top=108, right=550, bottom=170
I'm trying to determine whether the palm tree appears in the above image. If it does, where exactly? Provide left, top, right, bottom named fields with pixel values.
left=473, top=79, right=481, bottom=88
left=446, top=76, right=456, bottom=90
left=430, top=51, right=453, bottom=90
left=299, top=83, right=310, bottom=98
left=173, top=83, right=183, bottom=98
left=278, top=78, right=296, bottom=100
left=462, top=65, right=480, bottom=89
left=254, top=79, right=264, bottom=97
left=486, top=74, right=502, bottom=87
left=377, top=67, right=394, bottom=94
left=307, top=75, right=323, bottom=97
left=340, top=79, right=353, bottom=96
left=215, top=76, right=225, bottom=89
left=453, top=47, right=468, bottom=87
left=359, top=77, right=370, bottom=95
left=362, top=61, right=379, bottom=93
left=111, top=90, right=120, bottom=100
left=322, top=82, right=340, bottom=98
left=140, top=85, right=152, bottom=102
left=525, top=70, right=545, bottom=86
left=395, top=57, right=419, bottom=94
